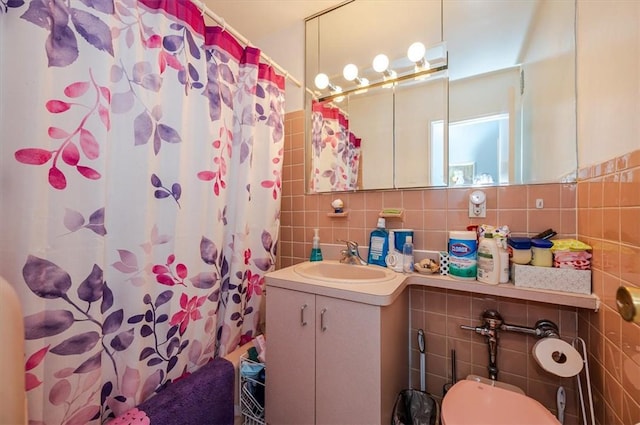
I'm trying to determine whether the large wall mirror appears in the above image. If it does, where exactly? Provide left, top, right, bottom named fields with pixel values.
left=304, top=0, right=577, bottom=193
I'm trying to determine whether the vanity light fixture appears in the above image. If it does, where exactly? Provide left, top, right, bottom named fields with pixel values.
left=353, top=77, right=370, bottom=94
left=372, top=53, right=397, bottom=88
left=372, top=54, right=397, bottom=79
left=372, top=53, right=389, bottom=73
left=332, top=85, right=345, bottom=103
left=343, top=63, right=359, bottom=81
left=315, top=41, right=448, bottom=102
left=314, top=73, right=330, bottom=90
left=407, top=41, right=430, bottom=70
left=314, top=72, right=344, bottom=96
left=343, top=63, right=370, bottom=94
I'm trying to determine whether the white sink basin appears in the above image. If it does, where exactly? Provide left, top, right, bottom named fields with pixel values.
left=294, top=261, right=396, bottom=283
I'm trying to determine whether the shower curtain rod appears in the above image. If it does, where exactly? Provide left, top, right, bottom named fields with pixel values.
left=191, top=0, right=302, bottom=88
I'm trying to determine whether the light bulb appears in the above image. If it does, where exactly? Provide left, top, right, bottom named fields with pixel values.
left=407, top=42, right=426, bottom=63
left=314, top=73, right=329, bottom=90
left=372, top=54, right=389, bottom=73
left=343, top=64, right=359, bottom=81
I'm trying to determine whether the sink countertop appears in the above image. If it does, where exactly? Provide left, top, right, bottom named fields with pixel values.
left=265, top=261, right=601, bottom=310
left=265, top=261, right=408, bottom=306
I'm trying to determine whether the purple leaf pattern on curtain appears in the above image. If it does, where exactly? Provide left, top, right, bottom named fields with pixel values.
left=151, top=173, right=182, bottom=207
left=64, top=207, right=107, bottom=235
left=2, top=0, right=284, bottom=423
left=20, top=0, right=116, bottom=66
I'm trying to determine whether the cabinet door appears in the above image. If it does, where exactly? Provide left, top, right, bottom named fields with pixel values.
left=315, top=296, right=381, bottom=425
left=266, top=287, right=316, bottom=424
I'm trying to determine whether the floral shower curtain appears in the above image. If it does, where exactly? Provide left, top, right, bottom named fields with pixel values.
left=0, top=0, right=283, bottom=423
left=310, top=100, right=361, bottom=192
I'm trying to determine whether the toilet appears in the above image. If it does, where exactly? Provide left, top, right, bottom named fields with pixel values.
left=441, top=375, right=560, bottom=425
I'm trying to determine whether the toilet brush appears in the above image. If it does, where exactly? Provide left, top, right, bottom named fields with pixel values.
left=418, top=329, right=426, bottom=391
left=557, top=386, right=565, bottom=424
left=442, top=349, right=456, bottom=396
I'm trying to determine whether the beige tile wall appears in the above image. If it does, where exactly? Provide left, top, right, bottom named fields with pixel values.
left=280, top=110, right=640, bottom=424
left=577, top=150, right=640, bottom=425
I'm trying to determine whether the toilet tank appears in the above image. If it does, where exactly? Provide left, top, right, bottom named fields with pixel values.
left=0, top=276, right=28, bottom=424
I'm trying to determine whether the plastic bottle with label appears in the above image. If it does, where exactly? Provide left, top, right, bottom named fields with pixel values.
left=367, top=218, right=389, bottom=267
left=402, top=235, right=414, bottom=274
left=477, top=233, right=500, bottom=284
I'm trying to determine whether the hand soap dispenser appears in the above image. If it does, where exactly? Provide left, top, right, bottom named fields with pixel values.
left=310, top=228, right=323, bottom=262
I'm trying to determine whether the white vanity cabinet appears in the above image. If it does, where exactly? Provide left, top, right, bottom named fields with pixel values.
left=265, top=285, right=408, bottom=425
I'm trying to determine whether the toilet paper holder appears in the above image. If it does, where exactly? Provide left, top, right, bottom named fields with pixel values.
left=616, top=286, right=640, bottom=323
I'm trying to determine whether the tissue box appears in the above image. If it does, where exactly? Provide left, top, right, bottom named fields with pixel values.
left=511, top=264, right=591, bottom=295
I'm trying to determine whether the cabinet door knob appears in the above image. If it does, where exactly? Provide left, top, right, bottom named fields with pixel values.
left=300, top=303, right=308, bottom=326
left=320, top=308, right=328, bottom=331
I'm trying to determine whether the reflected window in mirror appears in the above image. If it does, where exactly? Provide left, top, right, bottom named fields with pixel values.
left=448, top=114, right=510, bottom=187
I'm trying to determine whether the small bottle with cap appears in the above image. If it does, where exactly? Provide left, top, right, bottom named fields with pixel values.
left=402, top=235, right=414, bottom=274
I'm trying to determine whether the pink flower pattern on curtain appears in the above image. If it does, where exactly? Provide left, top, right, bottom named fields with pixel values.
left=310, top=100, right=361, bottom=192
left=0, top=0, right=283, bottom=423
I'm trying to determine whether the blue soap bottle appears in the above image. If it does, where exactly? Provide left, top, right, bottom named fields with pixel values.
left=367, top=218, right=389, bottom=267
left=310, top=228, right=323, bottom=262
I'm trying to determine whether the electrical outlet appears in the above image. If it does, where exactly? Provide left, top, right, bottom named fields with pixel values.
left=468, top=200, right=486, bottom=218
left=536, top=198, right=544, bottom=209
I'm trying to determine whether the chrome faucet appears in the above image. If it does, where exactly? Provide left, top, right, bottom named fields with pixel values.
left=338, top=240, right=368, bottom=265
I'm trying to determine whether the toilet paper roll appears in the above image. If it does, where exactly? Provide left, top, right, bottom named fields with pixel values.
left=532, top=338, right=584, bottom=378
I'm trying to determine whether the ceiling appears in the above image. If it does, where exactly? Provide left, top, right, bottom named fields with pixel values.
left=201, top=0, right=345, bottom=43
